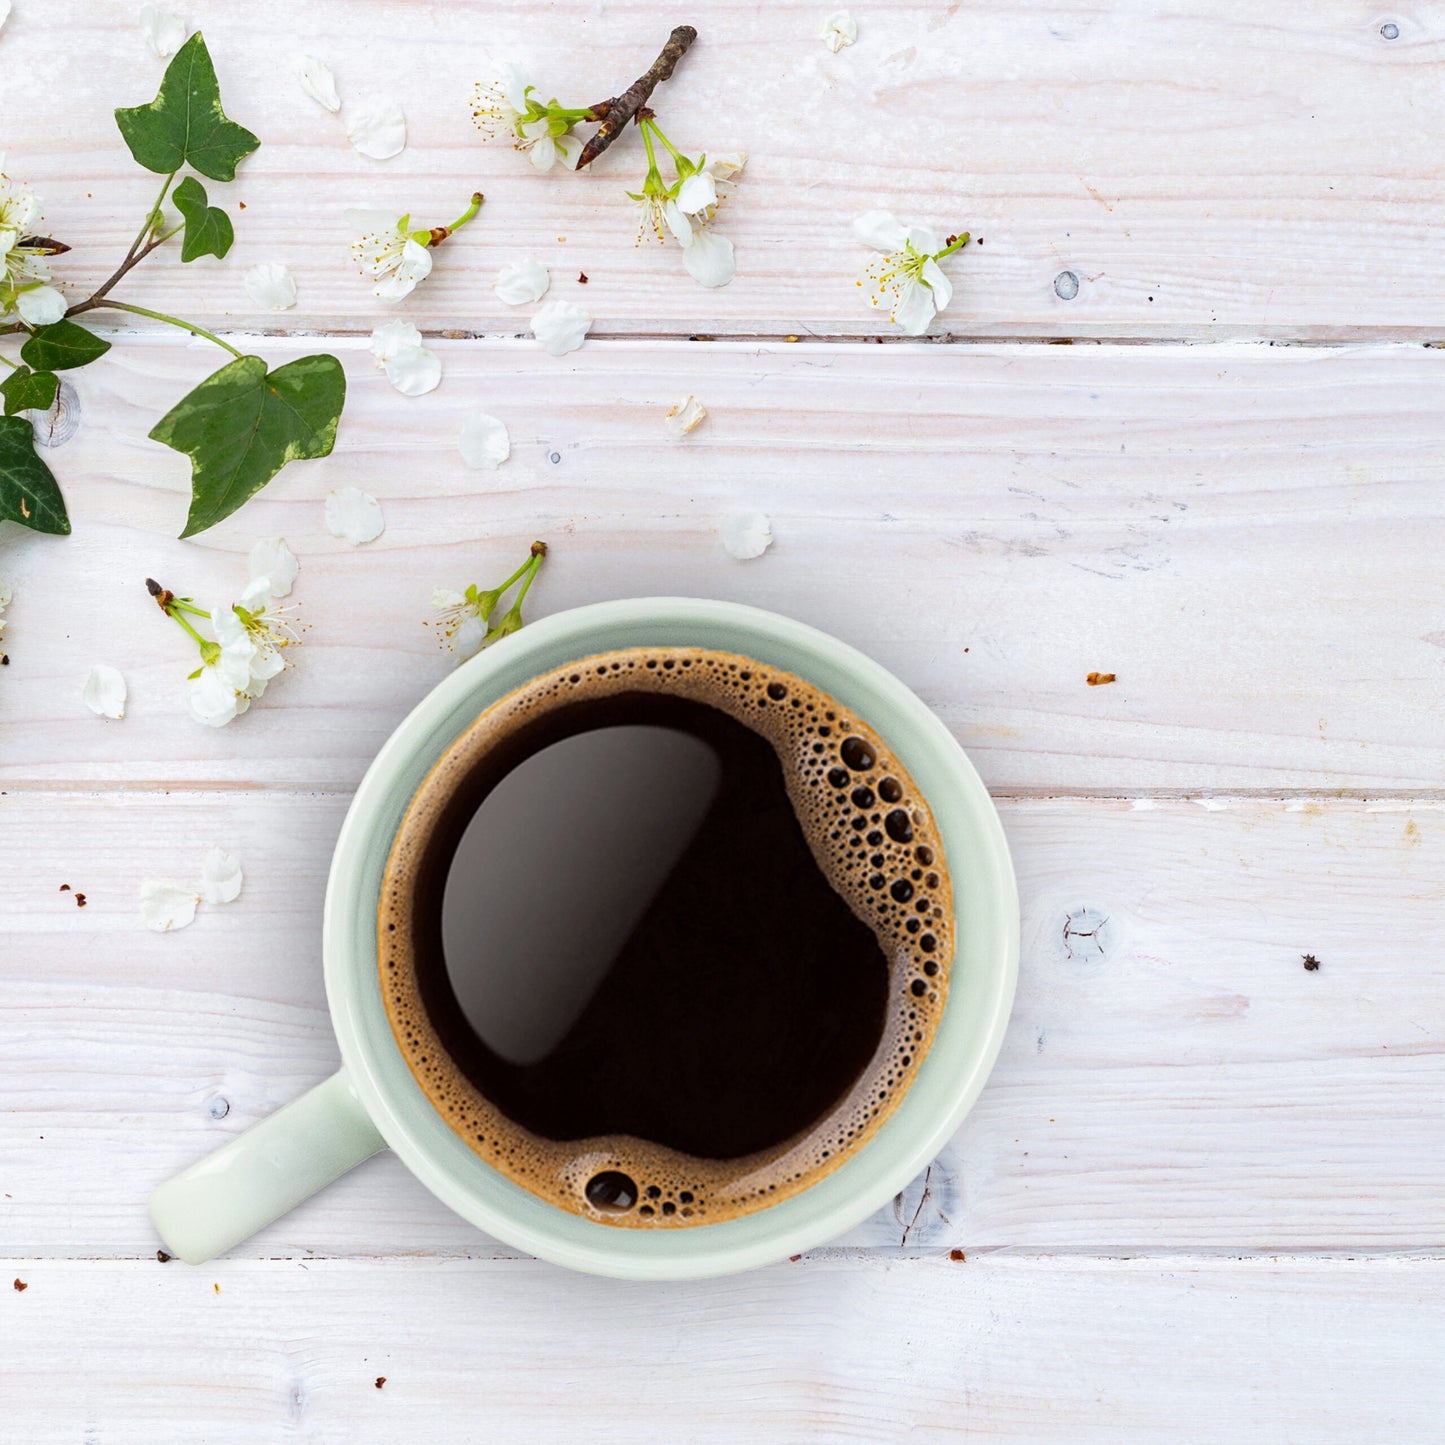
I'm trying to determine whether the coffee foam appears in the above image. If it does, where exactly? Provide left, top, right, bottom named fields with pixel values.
left=379, top=647, right=953, bottom=1227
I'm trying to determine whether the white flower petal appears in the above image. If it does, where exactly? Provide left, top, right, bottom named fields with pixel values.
left=432, top=587, right=465, bottom=609
left=383, top=344, right=442, bottom=396
left=892, top=276, right=938, bottom=335
left=15, top=285, right=66, bottom=325
left=458, top=413, right=510, bottom=469
left=664, top=395, right=707, bottom=437
left=345, top=206, right=400, bottom=236
left=662, top=199, right=693, bottom=245
left=820, top=9, right=858, bottom=51
left=500, top=63, right=531, bottom=114
left=295, top=54, right=341, bottom=111
left=677, top=170, right=718, bottom=216
left=721, top=510, right=773, bottom=561
left=493, top=258, right=550, bottom=305
left=325, top=486, right=384, bottom=545
left=920, top=256, right=953, bottom=315
left=904, top=223, right=942, bottom=256
left=530, top=300, right=592, bottom=357
left=139, top=3, right=186, bottom=59
left=139, top=879, right=200, bottom=932
left=82, top=664, right=126, bottom=720
left=369, top=319, right=423, bottom=365
left=451, top=613, right=487, bottom=661
left=200, top=845, right=243, bottom=905
left=526, top=133, right=559, bottom=172
left=249, top=537, right=298, bottom=597
left=682, top=229, right=735, bottom=288
left=243, top=262, right=297, bottom=311
left=346, top=99, right=406, bottom=160
left=553, top=133, right=583, bottom=169
left=853, top=209, right=908, bottom=253
left=706, top=151, right=747, bottom=181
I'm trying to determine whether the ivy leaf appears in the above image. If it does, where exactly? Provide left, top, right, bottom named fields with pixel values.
left=20, top=320, right=112, bottom=372
left=0, top=414, right=70, bottom=535
left=0, top=366, right=60, bottom=417
left=115, top=32, right=260, bottom=182
left=150, top=353, right=346, bottom=538
left=172, top=175, right=234, bottom=263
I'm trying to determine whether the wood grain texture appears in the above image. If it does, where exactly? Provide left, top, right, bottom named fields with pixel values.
left=5, top=790, right=1442, bottom=1259
left=3, top=338, right=1443, bottom=792
left=5, top=1254, right=1445, bottom=1442
left=4, top=1, right=1444, bottom=340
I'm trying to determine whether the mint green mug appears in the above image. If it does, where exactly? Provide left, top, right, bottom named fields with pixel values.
left=149, top=599, right=1018, bottom=1278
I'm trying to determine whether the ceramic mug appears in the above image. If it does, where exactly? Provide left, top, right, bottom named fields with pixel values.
left=149, top=598, right=1018, bottom=1278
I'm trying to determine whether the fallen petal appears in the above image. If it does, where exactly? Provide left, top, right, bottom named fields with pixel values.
left=721, top=510, right=773, bottom=560
left=249, top=537, right=299, bottom=597
left=139, top=879, right=200, bottom=933
left=369, top=319, right=424, bottom=365
left=664, top=395, right=707, bottom=437
left=325, top=487, right=384, bottom=545
left=82, top=664, right=126, bottom=720
left=383, top=344, right=442, bottom=397
left=458, top=413, right=510, bottom=469
left=139, top=3, right=187, bottom=59
left=346, top=99, right=406, bottom=160
left=295, top=53, right=341, bottom=111
left=493, top=258, right=550, bottom=306
left=819, top=9, right=858, bottom=51
left=244, top=262, right=297, bottom=311
left=200, top=845, right=244, bottom=904
left=530, top=300, right=592, bottom=357
left=682, top=230, right=735, bottom=288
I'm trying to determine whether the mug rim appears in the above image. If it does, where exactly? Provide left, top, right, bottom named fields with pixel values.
left=323, top=597, right=1018, bottom=1278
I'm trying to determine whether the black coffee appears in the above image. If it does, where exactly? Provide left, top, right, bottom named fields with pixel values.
left=380, top=648, right=952, bottom=1227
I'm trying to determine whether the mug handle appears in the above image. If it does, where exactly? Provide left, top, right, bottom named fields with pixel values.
left=148, top=1068, right=387, bottom=1265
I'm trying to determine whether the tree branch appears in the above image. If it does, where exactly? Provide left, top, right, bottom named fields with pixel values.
left=578, top=25, right=697, bottom=170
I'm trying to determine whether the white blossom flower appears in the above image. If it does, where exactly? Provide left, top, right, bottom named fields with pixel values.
left=325, top=486, right=384, bottom=545
left=493, top=258, right=549, bottom=305
left=139, top=879, right=200, bottom=932
left=664, top=395, right=706, bottom=437
left=347, top=208, right=433, bottom=303
left=721, top=510, right=773, bottom=560
left=458, top=413, right=510, bottom=469
left=675, top=169, right=718, bottom=218
left=200, top=845, right=243, bottom=904
left=369, top=319, right=440, bottom=396
left=295, top=54, right=341, bottom=112
left=82, top=664, right=126, bottom=720
left=471, top=64, right=533, bottom=140
left=531, top=300, right=591, bottom=356
left=820, top=10, right=858, bottom=51
left=0, top=159, right=68, bottom=323
left=249, top=537, right=298, bottom=598
left=214, top=575, right=295, bottom=694
left=139, top=4, right=186, bottom=59
left=346, top=99, right=406, bottom=160
left=243, top=262, right=297, bottom=311
left=680, top=228, right=735, bottom=289
left=431, top=587, right=489, bottom=662
left=854, top=210, right=965, bottom=336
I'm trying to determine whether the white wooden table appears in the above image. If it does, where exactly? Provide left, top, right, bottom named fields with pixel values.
left=4, top=2, right=1444, bottom=1438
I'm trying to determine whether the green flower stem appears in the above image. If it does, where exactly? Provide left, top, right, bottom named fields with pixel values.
left=92, top=301, right=244, bottom=358
left=166, top=606, right=210, bottom=648
left=935, top=232, right=971, bottom=260
left=0, top=353, right=18, bottom=370
left=447, top=193, right=485, bottom=233
left=639, top=118, right=662, bottom=176
left=509, top=550, right=544, bottom=613
left=642, top=117, right=684, bottom=166
left=169, top=598, right=212, bottom=619
left=491, top=553, right=536, bottom=597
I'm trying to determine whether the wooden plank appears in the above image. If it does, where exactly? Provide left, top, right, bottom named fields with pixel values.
left=4, top=1254, right=1444, bottom=1441
left=3, top=338, right=1444, bottom=791
left=4, top=1, right=1444, bottom=340
left=5, top=790, right=1443, bottom=1258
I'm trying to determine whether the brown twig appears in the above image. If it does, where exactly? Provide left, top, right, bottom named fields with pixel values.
left=577, top=25, right=697, bottom=169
